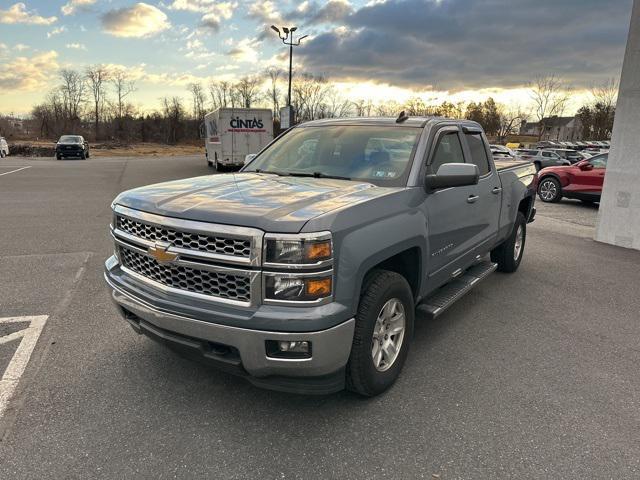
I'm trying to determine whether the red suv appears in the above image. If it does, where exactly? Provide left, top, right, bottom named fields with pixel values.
left=537, top=153, right=607, bottom=204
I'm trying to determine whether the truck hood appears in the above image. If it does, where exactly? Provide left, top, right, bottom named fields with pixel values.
left=115, top=172, right=398, bottom=233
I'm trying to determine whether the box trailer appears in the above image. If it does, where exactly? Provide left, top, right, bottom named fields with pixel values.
left=204, top=108, right=274, bottom=171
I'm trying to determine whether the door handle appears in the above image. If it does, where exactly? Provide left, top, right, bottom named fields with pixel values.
left=492, top=187, right=502, bottom=194
left=467, top=195, right=479, bottom=203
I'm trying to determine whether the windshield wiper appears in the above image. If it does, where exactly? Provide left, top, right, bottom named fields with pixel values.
left=288, top=171, right=352, bottom=181
left=252, top=169, right=289, bottom=176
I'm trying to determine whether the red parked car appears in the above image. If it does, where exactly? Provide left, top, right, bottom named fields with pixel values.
left=537, top=153, right=607, bottom=204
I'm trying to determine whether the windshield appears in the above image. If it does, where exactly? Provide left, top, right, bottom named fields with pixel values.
left=59, top=135, right=82, bottom=143
left=244, top=125, right=421, bottom=186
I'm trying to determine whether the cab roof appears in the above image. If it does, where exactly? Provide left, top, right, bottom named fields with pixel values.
left=298, top=116, right=483, bottom=130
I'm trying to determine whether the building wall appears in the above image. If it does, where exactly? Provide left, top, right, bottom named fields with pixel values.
left=595, top=0, right=640, bottom=250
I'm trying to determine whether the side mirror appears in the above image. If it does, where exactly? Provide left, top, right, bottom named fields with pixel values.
left=425, top=163, right=480, bottom=190
left=578, top=161, right=593, bottom=171
left=244, top=154, right=257, bottom=165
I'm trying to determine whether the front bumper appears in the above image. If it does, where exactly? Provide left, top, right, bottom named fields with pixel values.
left=105, top=261, right=355, bottom=394
left=56, top=148, right=84, bottom=157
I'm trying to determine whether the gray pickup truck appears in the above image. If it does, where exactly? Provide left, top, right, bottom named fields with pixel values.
left=105, top=116, right=537, bottom=396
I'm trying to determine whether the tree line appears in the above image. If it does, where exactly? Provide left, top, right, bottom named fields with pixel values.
left=21, top=66, right=617, bottom=144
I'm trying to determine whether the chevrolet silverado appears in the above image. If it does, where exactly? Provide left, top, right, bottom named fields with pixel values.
left=104, top=116, right=537, bottom=396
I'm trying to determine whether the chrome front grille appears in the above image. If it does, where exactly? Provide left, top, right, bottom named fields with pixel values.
left=111, top=205, right=263, bottom=306
left=119, top=246, right=251, bottom=302
left=116, top=215, right=252, bottom=258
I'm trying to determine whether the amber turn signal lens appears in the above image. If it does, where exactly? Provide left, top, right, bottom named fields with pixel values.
left=305, top=241, right=332, bottom=261
left=306, top=278, right=332, bottom=297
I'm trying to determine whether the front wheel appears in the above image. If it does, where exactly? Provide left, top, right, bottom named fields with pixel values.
left=491, top=211, right=526, bottom=273
left=538, top=177, right=562, bottom=203
left=346, top=270, right=414, bottom=397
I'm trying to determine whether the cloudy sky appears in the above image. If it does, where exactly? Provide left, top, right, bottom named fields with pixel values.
left=0, top=0, right=634, bottom=116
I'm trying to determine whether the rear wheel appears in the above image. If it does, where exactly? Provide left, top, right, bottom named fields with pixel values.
left=346, top=270, right=414, bottom=397
left=534, top=161, right=541, bottom=172
left=0, top=150, right=5, bottom=158
left=491, top=212, right=526, bottom=273
left=56, top=154, right=62, bottom=160
left=538, top=177, right=562, bottom=203
left=215, top=160, right=226, bottom=172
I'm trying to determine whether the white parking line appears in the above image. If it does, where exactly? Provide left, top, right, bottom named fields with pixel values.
left=0, top=166, right=31, bottom=177
left=0, top=316, right=48, bottom=419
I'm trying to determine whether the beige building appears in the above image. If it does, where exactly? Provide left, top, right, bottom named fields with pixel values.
left=519, top=116, right=583, bottom=141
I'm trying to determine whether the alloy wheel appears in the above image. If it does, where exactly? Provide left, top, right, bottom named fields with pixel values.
left=371, top=298, right=406, bottom=372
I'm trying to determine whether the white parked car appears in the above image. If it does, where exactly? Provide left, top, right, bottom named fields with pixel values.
left=0, top=137, right=9, bottom=157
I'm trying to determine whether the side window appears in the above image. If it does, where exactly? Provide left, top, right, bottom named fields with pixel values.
left=590, top=154, right=608, bottom=169
left=464, top=133, right=491, bottom=176
left=542, top=151, right=552, bottom=157
left=429, top=131, right=465, bottom=174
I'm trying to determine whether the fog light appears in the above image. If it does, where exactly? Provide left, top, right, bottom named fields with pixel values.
left=279, top=340, right=309, bottom=353
left=265, top=340, right=312, bottom=358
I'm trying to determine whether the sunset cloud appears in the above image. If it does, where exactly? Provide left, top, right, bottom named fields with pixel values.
left=101, top=2, right=170, bottom=38
left=61, top=0, right=96, bottom=16
left=0, top=2, right=57, bottom=25
left=0, top=51, right=59, bottom=91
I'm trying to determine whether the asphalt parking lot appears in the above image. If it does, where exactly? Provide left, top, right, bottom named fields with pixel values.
left=1, top=155, right=639, bottom=479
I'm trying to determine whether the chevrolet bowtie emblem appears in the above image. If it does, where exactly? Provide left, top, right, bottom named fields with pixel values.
left=148, top=241, right=178, bottom=263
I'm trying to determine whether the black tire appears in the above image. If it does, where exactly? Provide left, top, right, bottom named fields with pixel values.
left=80, top=152, right=86, bottom=160
left=491, top=211, right=526, bottom=273
left=534, top=161, right=541, bottom=172
left=56, top=154, right=62, bottom=160
left=207, top=160, right=214, bottom=167
left=0, top=151, right=5, bottom=158
left=346, top=270, right=414, bottom=397
left=215, top=160, right=226, bottom=172
left=537, top=176, right=562, bottom=203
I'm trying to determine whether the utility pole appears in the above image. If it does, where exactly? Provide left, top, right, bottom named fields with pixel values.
left=271, top=25, right=307, bottom=128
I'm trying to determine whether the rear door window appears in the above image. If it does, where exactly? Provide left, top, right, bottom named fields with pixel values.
left=464, top=133, right=491, bottom=176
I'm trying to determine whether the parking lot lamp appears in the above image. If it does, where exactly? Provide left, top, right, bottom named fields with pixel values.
left=270, top=25, right=308, bottom=107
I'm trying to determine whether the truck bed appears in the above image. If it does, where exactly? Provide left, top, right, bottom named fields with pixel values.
left=494, top=158, right=533, bottom=171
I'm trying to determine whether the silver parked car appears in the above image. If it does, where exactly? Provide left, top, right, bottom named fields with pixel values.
left=0, top=137, right=9, bottom=158
left=515, top=149, right=571, bottom=171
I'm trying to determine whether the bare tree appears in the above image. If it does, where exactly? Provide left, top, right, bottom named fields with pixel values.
left=375, top=100, right=402, bottom=117
left=187, top=82, right=207, bottom=120
left=404, top=96, right=428, bottom=116
left=529, top=74, right=571, bottom=140
left=497, top=104, right=527, bottom=142
left=265, top=67, right=283, bottom=119
left=161, top=96, right=186, bottom=144
left=591, top=78, right=619, bottom=110
left=111, top=69, right=136, bottom=137
left=292, top=74, right=334, bottom=121
left=324, top=89, right=352, bottom=118
left=86, top=65, right=110, bottom=140
left=209, top=81, right=233, bottom=109
left=235, top=76, right=262, bottom=108
left=59, top=69, right=86, bottom=130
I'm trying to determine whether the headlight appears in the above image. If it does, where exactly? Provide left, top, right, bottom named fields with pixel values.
left=264, top=273, right=332, bottom=303
left=264, top=232, right=332, bottom=266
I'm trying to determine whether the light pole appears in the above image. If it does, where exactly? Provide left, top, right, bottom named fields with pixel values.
left=270, top=25, right=308, bottom=108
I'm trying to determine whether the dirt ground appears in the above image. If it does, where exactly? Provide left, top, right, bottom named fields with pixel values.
left=7, top=141, right=204, bottom=157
